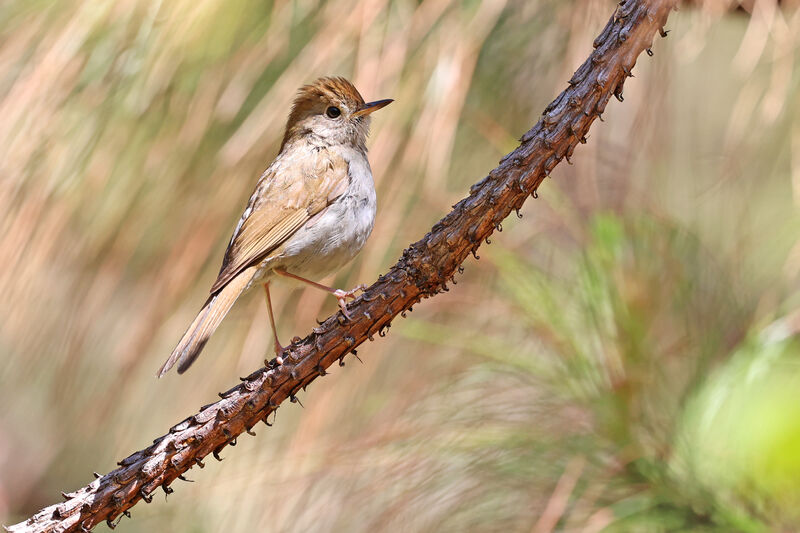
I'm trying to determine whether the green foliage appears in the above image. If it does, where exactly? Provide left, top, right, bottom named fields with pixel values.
left=400, top=213, right=763, bottom=530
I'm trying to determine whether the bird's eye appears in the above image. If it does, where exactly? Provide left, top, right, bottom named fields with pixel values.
left=325, top=106, right=341, bottom=118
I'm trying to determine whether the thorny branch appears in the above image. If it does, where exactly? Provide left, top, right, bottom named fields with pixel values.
left=8, top=1, right=679, bottom=531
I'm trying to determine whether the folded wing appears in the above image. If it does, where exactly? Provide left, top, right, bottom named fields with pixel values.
left=210, top=147, right=350, bottom=293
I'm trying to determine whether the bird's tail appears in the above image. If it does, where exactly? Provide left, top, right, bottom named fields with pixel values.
left=158, top=266, right=258, bottom=377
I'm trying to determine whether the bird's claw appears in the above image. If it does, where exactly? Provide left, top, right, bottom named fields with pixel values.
left=333, top=285, right=366, bottom=320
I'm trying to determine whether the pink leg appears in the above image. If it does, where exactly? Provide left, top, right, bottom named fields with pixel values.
left=263, top=282, right=284, bottom=364
left=274, top=268, right=366, bottom=319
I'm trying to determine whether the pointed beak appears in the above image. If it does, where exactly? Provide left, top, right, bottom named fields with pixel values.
left=353, top=98, right=393, bottom=117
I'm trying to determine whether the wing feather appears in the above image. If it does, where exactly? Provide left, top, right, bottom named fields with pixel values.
left=210, top=147, right=349, bottom=293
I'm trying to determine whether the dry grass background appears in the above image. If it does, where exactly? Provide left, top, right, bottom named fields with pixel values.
left=1, top=0, right=800, bottom=531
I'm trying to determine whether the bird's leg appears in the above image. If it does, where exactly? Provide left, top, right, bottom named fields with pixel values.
left=273, top=268, right=366, bottom=320
left=263, top=282, right=284, bottom=364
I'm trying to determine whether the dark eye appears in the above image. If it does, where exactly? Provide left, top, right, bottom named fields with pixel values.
left=325, top=106, right=341, bottom=118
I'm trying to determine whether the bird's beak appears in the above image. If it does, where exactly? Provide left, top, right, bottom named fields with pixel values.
left=353, top=99, right=393, bottom=117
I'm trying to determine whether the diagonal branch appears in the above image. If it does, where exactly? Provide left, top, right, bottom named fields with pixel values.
left=7, top=1, right=678, bottom=531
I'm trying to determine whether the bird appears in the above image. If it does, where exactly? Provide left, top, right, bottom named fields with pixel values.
left=158, top=77, right=392, bottom=377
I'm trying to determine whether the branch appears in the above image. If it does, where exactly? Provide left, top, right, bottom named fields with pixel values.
left=7, top=1, right=678, bottom=531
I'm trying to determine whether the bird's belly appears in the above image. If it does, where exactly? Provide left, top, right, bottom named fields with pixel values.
left=270, top=192, right=376, bottom=280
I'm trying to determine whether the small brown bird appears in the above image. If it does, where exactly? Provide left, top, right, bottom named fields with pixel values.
left=158, top=77, right=391, bottom=377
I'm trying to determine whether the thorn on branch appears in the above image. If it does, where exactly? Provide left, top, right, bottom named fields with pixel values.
left=646, top=48, right=653, bottom=56
left=140, top=489, right=153, bottom=504
left=660, top=28, right=669, bottom=37
left=263, top=409, right=277, bottom=426
left=218, top=388, right=234, bottom=399
left=177, top=475, right=194, bottom=482
left=117, top=454, right=139, bottom=467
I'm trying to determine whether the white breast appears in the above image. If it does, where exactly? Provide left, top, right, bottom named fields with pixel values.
left=267, top=147, right=377, bottom=280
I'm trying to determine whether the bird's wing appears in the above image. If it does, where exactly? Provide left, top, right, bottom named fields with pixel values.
left=210, top=147, right=350, bottom=293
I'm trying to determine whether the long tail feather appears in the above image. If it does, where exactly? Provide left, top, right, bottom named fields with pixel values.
left=158, top=266, right=258, bottom=377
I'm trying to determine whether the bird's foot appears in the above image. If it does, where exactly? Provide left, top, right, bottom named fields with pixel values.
left=272, top=340, right=285, bottom=366
left=333, top=284, right=367, bottom=320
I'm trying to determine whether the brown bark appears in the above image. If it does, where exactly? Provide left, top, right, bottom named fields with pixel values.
left=6, top=1, right=678, bottom=531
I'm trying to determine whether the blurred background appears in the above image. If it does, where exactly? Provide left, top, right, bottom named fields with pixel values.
left=2, top=0, right=800, bottom=531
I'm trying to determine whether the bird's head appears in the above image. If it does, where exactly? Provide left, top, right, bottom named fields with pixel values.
left=281, top=77, right=392, bottom=152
